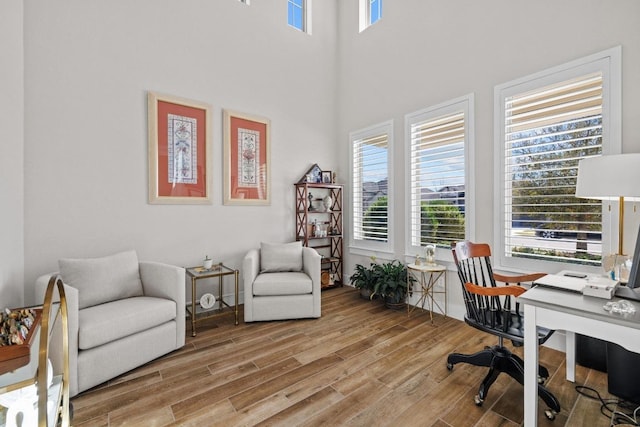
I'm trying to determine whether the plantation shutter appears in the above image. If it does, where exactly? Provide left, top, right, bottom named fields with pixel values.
left=409, top=111, right=466, bottom=247
left=504, top=72, right=603, bottom=265
left=353, top=132, right=389, bottom=243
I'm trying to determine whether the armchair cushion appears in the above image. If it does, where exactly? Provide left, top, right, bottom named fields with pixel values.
left=58, top=250, right=144, bottom=309
left=78, top=296, right=177, bottom=350
left=253, top=272, right=313, bottom=296
left=260, top=241, right=303, bottom=273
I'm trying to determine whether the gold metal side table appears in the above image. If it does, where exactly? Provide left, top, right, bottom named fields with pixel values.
left=186, top=264, right=239, bottom=336
left=407, top=263, right=447, bottom=323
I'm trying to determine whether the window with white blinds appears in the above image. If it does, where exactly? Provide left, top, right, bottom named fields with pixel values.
left=407, top=103, right=467, bottom=251
left=502, top=73, right=605, bottom=266
left=350, top=121, right=393, bottom=252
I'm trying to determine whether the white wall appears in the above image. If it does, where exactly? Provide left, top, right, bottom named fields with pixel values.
left=0, top=1, right=25, bottom=308
left=11, top=0, right=640, bottom=313
left=337, top=0, right=640, bottom=319
left=22, top=0, right=338, bottom=303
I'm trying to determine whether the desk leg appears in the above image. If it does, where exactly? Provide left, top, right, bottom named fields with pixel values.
left=566, top=331, right=576, bottom=382
left=191, top=277, right=197, bottom=337
left=523, top=304, right=538, bottom=427
left=234, top=270, right=239, bottom=325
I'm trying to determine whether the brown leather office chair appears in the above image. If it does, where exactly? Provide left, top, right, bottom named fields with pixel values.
left=447, top=241, right=560, bottom=420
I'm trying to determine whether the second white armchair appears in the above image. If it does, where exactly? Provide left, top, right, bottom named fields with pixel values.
left=243, top=241, right=321, bottom=322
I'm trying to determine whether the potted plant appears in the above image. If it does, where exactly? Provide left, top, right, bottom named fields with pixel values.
left=371, top=260, right=415, bottom=310
left=349, top=261, right=380, bottom=300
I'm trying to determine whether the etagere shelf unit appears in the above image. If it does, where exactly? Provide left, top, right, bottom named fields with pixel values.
left=295, top=182, right=343, bottom=289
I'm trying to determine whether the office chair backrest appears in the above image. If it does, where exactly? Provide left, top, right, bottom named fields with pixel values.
left=451, top=241, right=525, bottom=341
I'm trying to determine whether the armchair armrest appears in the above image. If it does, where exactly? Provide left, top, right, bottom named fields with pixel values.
left=139, top=262, right=185, bottom=302
left=464, top=282, right=526, bottom=297
left=35, top=273, right=80, bottom=397
left=302, top=247, right=321, bottom=291
left=302, top=247, right=322, bottom=318
left=139, top=261, right=186, bottom=348
left=243, top=249, right=260, bottom=294
left=242, top=249, right=260, bottom=322
left=494, top=272, right=546, bottom=285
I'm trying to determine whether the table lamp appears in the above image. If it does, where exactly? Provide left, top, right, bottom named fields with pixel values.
left=575, top=153, right=640, bottom=276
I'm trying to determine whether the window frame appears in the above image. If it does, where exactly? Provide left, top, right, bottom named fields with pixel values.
left=493, top=47, right=622, bottom=274
left=404, top=94, right=476, bottom=263
left=369, top=0, right=382, bottom=25
left=288, top=0, right=311, bottom=34
left=359, top=0, right=382, bottom=32
left=349, top=120, right=395, bottom=257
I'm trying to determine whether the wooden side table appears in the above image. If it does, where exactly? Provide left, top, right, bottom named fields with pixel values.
left=407, top=263, right=447, bottom=323
left=186, top=264, right=239, bottom=336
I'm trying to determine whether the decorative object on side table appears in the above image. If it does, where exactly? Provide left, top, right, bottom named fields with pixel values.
left=321, top=171, right=332, bottom=184
left=0, top=308, right=42, bottom=375
left=203, top=255, right=213, bottom=270
left=0, top=308, right=37, bottom=346
left=199, top=293, right=216, bottom=309
left=424, top=244, right=436, bottom=265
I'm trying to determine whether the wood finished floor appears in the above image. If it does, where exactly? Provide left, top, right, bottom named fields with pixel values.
left=71, top=287, right=616, bottom=426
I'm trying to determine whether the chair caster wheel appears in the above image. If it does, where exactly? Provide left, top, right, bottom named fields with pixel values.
left=544, top=409, right=556, bottom=420
left=447, top=362, right=453, bottom=371
left=474, top=395, right=484, bottom=406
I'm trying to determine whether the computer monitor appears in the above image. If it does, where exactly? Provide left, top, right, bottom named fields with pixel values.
left=615, top=225, right=640, bottom=300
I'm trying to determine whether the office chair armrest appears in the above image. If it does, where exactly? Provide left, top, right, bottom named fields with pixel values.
left=494, top=272, right=546, bottom=285
left=464, top=282, right=526, bottom=297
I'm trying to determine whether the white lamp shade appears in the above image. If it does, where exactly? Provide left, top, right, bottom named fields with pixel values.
left=575, top=153, right=640, bottom=201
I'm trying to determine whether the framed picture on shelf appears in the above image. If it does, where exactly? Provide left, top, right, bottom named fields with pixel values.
left=147, top=92, right=212, bottom=204
left=321, top=171, right=332, bottom=183
left=298, top=164, right=322, bottom=183
left=223, top=109, right=271, bottom=205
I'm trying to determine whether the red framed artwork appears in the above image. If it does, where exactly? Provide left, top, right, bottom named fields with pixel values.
left=148, top=92, right=212, bottom=204
left=223, top=109, right=271, bottom=205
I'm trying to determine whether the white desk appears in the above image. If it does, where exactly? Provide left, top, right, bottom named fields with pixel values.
left=519, top=286, right=640, bottom=426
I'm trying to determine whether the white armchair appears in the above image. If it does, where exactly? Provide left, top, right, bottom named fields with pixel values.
left=243, top=242, right=321, bottom=322
left=35, top=250, right=185, bottom=397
